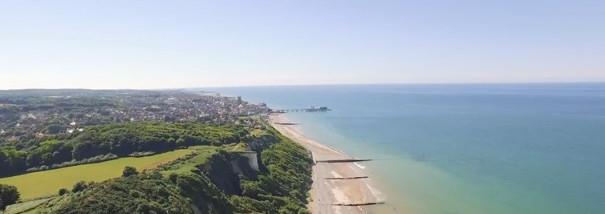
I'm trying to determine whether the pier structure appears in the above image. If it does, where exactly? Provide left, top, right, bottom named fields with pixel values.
left=271, top=106, right=331, bottom=113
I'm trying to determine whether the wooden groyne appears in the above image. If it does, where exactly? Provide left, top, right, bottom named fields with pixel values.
left=331, top=201, right=386, bottom=206
left=315, top=159, right=372, bottom=163
left=325, top=176, right=369, bottom=180
left=274, top=122, right=300, bottom=125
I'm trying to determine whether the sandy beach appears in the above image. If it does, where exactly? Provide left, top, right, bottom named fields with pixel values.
left=270, top=114, right=387, bottom=214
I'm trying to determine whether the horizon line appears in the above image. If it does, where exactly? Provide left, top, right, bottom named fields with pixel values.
left=1, top=81, right=604, bottom=91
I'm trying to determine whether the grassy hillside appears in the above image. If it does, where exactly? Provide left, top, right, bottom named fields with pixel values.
left=3, top=122, right=313, bottom=214
left=0, top=122, right=246, bottom=177
left=0, top=149, right=193, bottom=200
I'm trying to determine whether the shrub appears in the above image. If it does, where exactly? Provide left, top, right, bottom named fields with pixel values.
left=58, top=188, right=68, bottom=196
left=0, top=184, right=20, bottom=210
left=54, top=175, right=194, bottom=214
left=122, top=166, right=138, bottom=177
left=71, top=181, right=88, bottom=193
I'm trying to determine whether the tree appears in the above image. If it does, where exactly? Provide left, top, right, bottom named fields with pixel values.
left=0, top=184, right=20, bottom=210
left=169, top=173, right=178, bottom=184
left=0, top=151, right=8, bottom=177
left=72, top=142, right=97, bottom=160
left=122, top=166, right=138, bottom=177
left=45, top=124, right=63, bottom=134
left=72, top=181, right=88, bottom=193
left=58, top=188, right=68, bottom=196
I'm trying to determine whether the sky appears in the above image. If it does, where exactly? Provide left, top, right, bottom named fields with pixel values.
left=1, top=0, right=604, bottom=89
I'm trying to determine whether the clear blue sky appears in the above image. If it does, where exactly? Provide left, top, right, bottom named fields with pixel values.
left=1, top=0, right=604, bottom=89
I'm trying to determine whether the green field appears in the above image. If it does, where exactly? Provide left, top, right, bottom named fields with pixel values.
left=0, top=149, right=194, bottom=200
left=160, top=146, right=218, bottom=176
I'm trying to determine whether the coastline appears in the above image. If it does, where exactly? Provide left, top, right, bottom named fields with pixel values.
left=269, top=113, right=388, bottom=214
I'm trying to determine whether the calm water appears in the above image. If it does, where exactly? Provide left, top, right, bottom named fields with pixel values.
left=212, top=84, right=605, bottom=214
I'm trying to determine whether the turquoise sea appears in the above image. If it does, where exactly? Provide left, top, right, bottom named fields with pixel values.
left=212, top=84, right=605, bottom=214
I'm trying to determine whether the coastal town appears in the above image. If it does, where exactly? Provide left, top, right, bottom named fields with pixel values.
left=0, top=90, right=270, bottom=144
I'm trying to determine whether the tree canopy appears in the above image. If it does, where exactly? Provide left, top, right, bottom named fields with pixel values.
left=0, top=122, right=246, bottom=177
left=0, top=184, right=20, bottom=210
left=122, top=166, right=138, bottom=177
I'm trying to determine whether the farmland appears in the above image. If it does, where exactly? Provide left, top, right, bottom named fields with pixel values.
left=0, top=149, right=193, bottom=200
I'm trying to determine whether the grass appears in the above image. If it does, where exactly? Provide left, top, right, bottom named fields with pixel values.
left=224, top=142, right=248, bottom=152
left=160, top=146, right=218, bottom=176
left=3, top=198, right=53, bottom=214
left=0, top=149, right=193, bottom=200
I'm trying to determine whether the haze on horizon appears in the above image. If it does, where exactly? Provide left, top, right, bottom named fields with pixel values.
left=1, top=0, right=604, bottom=89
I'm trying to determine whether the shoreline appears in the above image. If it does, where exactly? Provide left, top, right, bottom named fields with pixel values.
left=269, top=113, right=388, bottom=214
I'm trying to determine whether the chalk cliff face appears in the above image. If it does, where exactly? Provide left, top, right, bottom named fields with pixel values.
left=248, top=132, right=279, bottom=152
left=237, top=152, right=260, bottom=172
left=199, top=151, right=260, bottom=195
left=199, top=151, right=242, bottom=195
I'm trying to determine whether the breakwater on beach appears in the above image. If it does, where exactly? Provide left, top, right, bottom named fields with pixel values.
left=270, top=115, right=387, bottom=214
left=212, top=84, right=605, bottom=214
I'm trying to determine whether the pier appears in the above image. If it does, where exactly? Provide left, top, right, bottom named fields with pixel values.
left=271, top=106, right=331, bottom=113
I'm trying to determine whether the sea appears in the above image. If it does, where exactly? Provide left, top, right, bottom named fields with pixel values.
left=211, top=83, right=605, bottom=214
